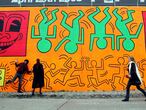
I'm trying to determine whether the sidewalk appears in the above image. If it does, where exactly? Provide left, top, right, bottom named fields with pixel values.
left=1, top=91, right=146, bottom=110
left=0, top=98, right=146, bottom=110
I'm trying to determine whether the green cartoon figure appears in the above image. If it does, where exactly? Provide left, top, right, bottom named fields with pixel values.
left=113, top=8, right=143, bottom=51
left=55, top=10, right=84, bottom=54
left=88, top=7, right=114, bottom=51
left=32, top=8, right=58, bottom=53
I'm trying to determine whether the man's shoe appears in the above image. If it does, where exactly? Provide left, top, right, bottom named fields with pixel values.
left=122, top=99, right=129, bottom=102
left=40, top=92, right=43, bottom=96
left=31, top=93, right=34, bottom=96
left=6, top=80, right=11, bottom=84
left=17, top=91, right=23, bottom=93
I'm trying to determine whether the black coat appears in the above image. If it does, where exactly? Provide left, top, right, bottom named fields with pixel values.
left=32, top=63, right=44, bottom=88
left=129, top=62, right=141, bottom=85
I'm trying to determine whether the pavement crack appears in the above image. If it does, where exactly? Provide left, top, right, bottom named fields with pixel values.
left=57, top=99, right=70, bottom=110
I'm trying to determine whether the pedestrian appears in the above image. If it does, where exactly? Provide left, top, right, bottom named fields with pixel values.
left=32, top=59, right=44, bottom=96
left=6, top=59, right=31, bottom=93
left=122, top=56, right=146, bottom=101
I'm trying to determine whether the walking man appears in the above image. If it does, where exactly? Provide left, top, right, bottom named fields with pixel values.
left=122, top=56, right=146, bottom=101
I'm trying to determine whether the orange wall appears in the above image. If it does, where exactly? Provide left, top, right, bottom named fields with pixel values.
left=0, top=6, right=146, bottom=92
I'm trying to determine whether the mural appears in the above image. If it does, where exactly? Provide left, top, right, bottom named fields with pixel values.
left=0, top=11, right=29, bottom=56
left=0, top=63, right=10, bottom=91
left=31, top=7, right=143, bottom=54
left=0, top=7, right=146, bottom=92
left=0, top=68, right=5, bottom=86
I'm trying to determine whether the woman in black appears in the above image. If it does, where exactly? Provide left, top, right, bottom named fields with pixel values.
left=32, top=59, right=44, bottom=95
left=122, top=56, right=146, bottom=101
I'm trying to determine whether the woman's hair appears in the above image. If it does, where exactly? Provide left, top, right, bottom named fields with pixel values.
left=129, top=56, right=135, bottom=62
left=36, top=59, right=40, bottom=63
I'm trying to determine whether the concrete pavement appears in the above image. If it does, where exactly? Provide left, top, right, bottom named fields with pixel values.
left=1, top=91, right=146, bottom=110
left=0, top=98, right=146, bottom=110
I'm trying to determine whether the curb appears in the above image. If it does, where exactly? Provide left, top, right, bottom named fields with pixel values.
left=0, top=90, right=146, bottom=99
